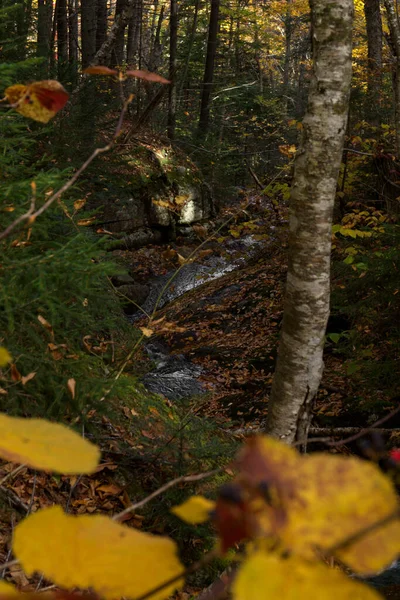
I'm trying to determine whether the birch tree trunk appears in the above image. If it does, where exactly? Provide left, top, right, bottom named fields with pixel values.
left=265, top=0, right=353, bottom=445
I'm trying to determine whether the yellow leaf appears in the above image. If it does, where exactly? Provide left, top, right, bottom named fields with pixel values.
left=172, top=496, right=216, bottom=524
left=139, top=327, right=154, bottom=337
left=0, top=414, right=100, bottom=473
left=13, top=506, right=184, bottom=600
left=233, top=552, right=382, bottom=600
left=0, top=347, right=12, bottom=367
left=73, top=199, right=86, bottom=211
left=281, top=454, right=400, bottom=574
left=0, top=581, right=19, bottom=596
left=77, top=217, right=96, bottom=226
left=175, top=195, right=189, bottom=206
left=236, top=436, right=400, bottom=575
left=21, top=372, right=36, bottom=386
left=67, top=378, right=76, bottom=399
left=5, top=81, right=69, bottom=123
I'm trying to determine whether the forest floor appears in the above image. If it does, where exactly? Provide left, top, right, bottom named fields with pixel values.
left=0, top=188, right=398, bottom=598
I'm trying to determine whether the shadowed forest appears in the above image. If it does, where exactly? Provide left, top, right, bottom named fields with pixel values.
left=1, top=0, right=400, bottom=598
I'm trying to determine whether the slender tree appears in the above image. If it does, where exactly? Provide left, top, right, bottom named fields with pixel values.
left=57, top=0, right=68, bottom=75
left=364, top=0, right=383, bottom=122
left=37, top=0, right=53, bottom=66
left=96, top=0, right=108, bottom=52
left=265, top=0, right=353, bottom=445
left=114, top=0, right=128, bottom=65
left=198, top=0, right=220, bottom=136
left=383, top=0, right=400, bottom=157
left=81, top=0, right=97, bottom=68
left=167, top=0, right=178, bottom=139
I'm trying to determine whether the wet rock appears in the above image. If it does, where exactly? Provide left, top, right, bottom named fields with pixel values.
left=142, top=341, right=204, bottom=400
left=117, top=283, right=149, bottom=312
left=117, top=228, right=163, bottom=250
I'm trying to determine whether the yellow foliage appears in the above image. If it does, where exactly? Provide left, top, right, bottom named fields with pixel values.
left=172, top=495, right=216, bottom=524
left=236, top=436, right=400, bottom=575
left=4, top=81, right=69, bottom=123
left=0, top=347, right=12, bottom=367
left=13, top=506, right=184, bottom=600
left=232, top=552, right=383, bottom=600
left=0, top=414, right=100, bottom=474
left=0, top=581, right=18, bottom=596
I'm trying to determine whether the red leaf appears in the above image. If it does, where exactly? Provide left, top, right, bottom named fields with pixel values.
left=28, top=81, right=69, bottom=112
left=83, top=66, right=119, bottom=76
left=125, top=69, right=170, bottom=84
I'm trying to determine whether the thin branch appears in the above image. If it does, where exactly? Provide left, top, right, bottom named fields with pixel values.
left=0, top=560, right=19, bottom=572
left=113, top=469, right=220, bottom=521
left=0, top=464, right=26, bottom=487
left=0, top=96, right=133, bottom=243
left=134, top=549, right=218, bottom=600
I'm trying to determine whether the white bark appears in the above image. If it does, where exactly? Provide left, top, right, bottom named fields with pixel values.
left=265, top=0, right=353, bottom=445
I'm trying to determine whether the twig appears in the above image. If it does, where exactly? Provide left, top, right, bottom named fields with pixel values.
left=0, top=560, right=19, bottom=572
left=0, top=95, right=133, bottom=243
left=134, top=549, right=218, bottom=600
left=195, top=565, right=237, bottom=600
left=0, top=464, right=26, bottom=487
left=113, top=469, right=220, bottom=521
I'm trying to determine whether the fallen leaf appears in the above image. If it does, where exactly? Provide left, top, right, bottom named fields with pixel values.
left=67, top=378, right=76, bottom=399
left=0, top=347, right=12, bottom=367
left=171, top=496, right=216, bottom=524
left=10, top=364, right=21, bottom=382
left=38, top=315, right=54, bottom=337
left=139, top=327, right=153, bottom=338
left=21, top=372, right=36, bottom=386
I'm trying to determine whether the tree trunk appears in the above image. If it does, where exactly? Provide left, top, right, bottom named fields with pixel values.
left=167, top=0, right=178, bottom=140
left=127, top=0, right=141, bottom=64
left=68, top=0, right=78, bottom=80
left=37, top=0, right=53, bottom=65
left=198, top=0, right=220, bottom=136
left=96, top=0, right=108, bottom=52
left=57, top=0, right=68, bottom=74
left=179, top=0, right=199, bottom=102
left=114, top=0, right=128, bottom=65
left=383, top=0, right=400, bottom=157
left=93, top=0, right=136, bottom=66
left=265, top=0, right=353, bottom=445
left=364, top=0, right=382, bottom=122
left=283, top=0, right=292, bottom=96
left=81, top=0, right=97, bottom=68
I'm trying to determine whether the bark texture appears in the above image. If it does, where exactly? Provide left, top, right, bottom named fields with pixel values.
left=265, top=0, right=353, bottom=445
left=81, top=0, right=97, bottom=68
left=364, top=0, right=382, bottom=98
left=167, top=0, right=178, bottom=140
left=198, top=0, right=220, bottom=135
left=383, top=0, right=400, bottom=157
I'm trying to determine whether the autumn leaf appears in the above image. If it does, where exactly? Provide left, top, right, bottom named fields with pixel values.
left=0, top=581, right=18, bottom=596
left=13, top=506, right=184, bottom=600
left=139, top=326, right=154, bottom=337
left=0, top=347, right=12, bottom=367
left=0, top=414, right=100, bottom=473
left=233, top=552, right=383, bottom=600
left=73, top=199, right=86, bottom=211
left=83, top=66, right=118, bottom=76
left=172, top=496, right=216, bottom=524
left=10, top=364, right=22, bottom=382
left=234, top=436, right=400, bottom=575
left=21, top=372, right=36, bottom=386
left=67, top=378, right=76, bottom=399
left=125, top=69, right=170, bottom=84
left=38, top=314, right=54, bottom=337
left=5, top=81, right=69, bottom=123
